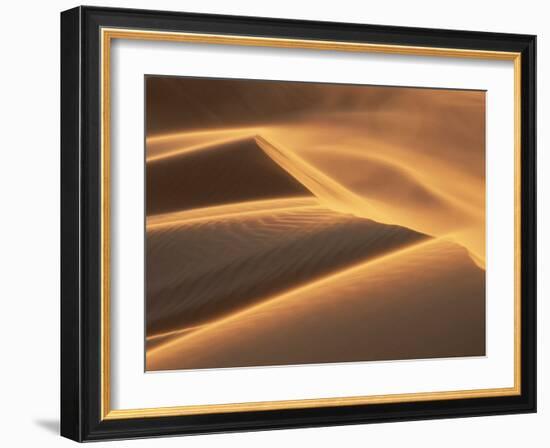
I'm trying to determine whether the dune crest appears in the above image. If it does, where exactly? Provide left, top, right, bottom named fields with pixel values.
left=255, top=135, right=385, bottom=221
left=146, top=136, right=314, bottom=216
left=146, top=204, right=427, bottom=337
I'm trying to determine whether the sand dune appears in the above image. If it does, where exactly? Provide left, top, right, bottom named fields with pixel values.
left=145, top=77, right=485, bottom=260
left=146, top=128, right=256, bottom=162
left=146, top=136, right=313, bottom=215
left=260, top=120, right=485, bottom=263
left=147, top=239, right=485, bottom=370
left=144, top=78, right=486, bottom=371
left=146, top=202, right=427, bottom=338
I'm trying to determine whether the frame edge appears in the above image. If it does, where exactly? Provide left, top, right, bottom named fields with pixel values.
left=519, top=33, right=537, bottom=414
left=61, top=6, right=84, bottom=443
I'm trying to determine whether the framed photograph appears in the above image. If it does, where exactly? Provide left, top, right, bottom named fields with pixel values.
left=60, top=6, right=536, bottom=441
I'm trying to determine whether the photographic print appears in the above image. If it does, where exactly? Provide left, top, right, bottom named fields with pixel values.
left=144, top=77, right=486, bottom=371
left=61, top=9, right=536, bottom=440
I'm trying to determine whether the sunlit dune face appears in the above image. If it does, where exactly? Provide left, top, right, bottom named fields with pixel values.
left=146, top=239, right=485, bottom=371
left=144, top=76, right=486, bottom=371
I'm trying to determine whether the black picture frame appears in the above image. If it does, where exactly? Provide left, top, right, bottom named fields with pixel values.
left=61, top=5, right=536, bottom=442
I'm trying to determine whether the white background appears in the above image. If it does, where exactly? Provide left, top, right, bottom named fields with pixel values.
left=111, top=39, right=515, bottom=409
left=0, top=0, right=547, bottom=447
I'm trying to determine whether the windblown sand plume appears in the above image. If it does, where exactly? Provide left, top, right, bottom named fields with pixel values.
left=144, top=76, right=486, bottom=370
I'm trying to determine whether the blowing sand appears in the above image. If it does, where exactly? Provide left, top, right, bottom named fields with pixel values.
left=144, top=77, right=486, bottom=371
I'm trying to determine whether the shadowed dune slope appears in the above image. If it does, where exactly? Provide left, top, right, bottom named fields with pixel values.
left=146, top=203, right=427, bottom=338
left=147, top=239, right=485, bottom=371
left=146, top=128, right=256, bottom=161
left=146, top=136, right=313, bottom=215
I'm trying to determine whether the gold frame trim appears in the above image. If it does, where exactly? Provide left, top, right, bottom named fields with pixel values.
left=100, top=28, right=522, bottom=420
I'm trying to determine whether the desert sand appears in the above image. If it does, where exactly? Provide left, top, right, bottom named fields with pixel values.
left=147, top=239, right=485, bottom=370
left=144, top=77, right=486, bottom=370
